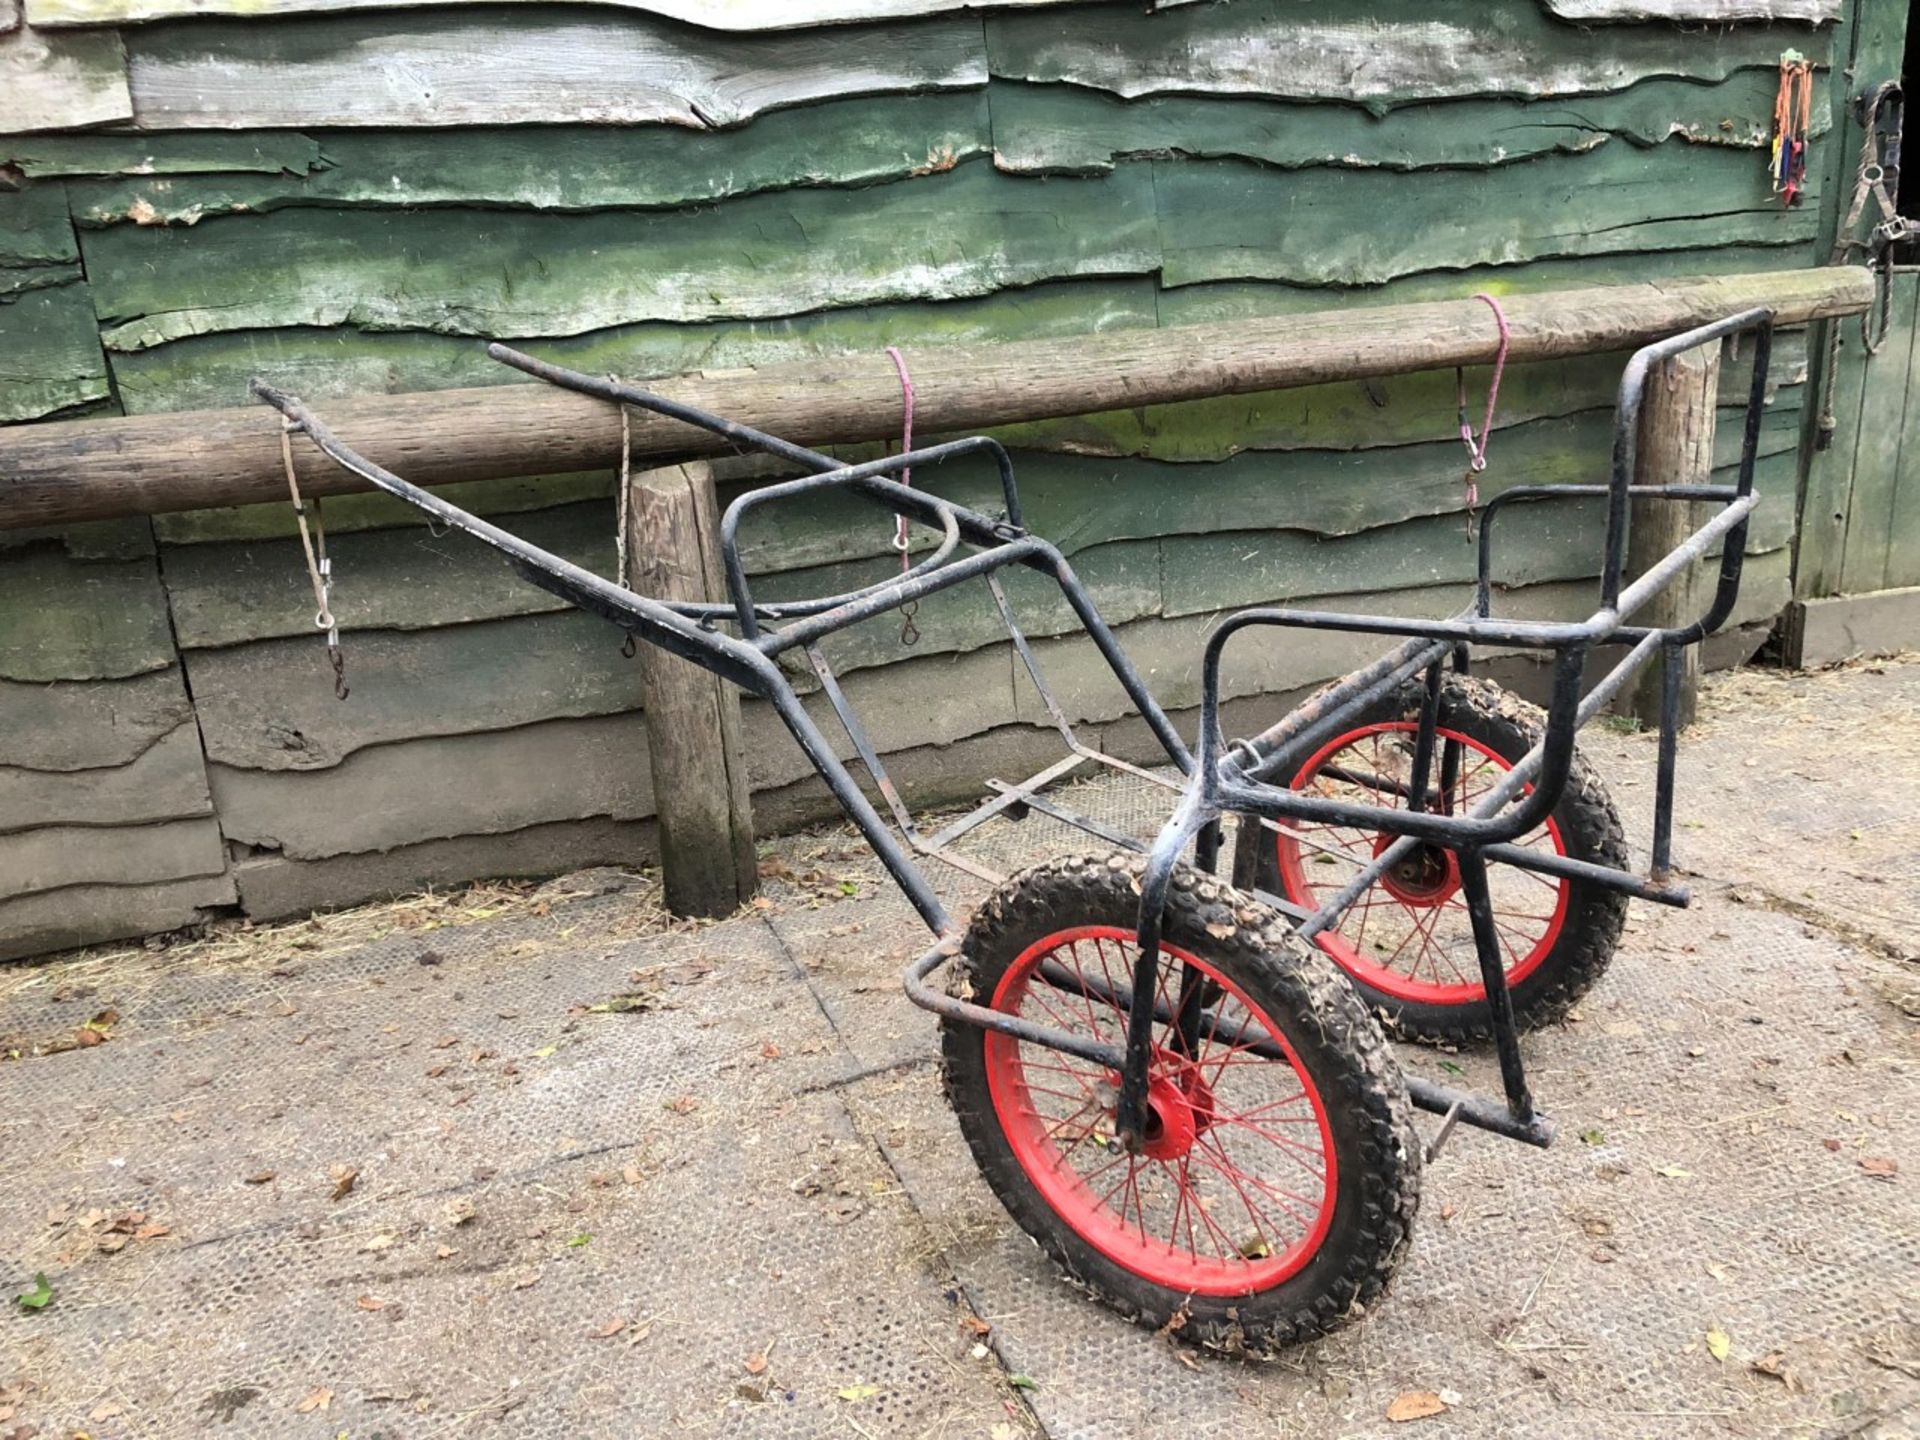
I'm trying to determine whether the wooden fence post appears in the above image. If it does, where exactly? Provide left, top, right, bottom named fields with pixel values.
left=624, top=460, right=758, bottom=917
left=1626, top=341, right=1721, bottom=730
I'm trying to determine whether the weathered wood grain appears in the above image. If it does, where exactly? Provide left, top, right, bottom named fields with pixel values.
left=1626, top=343, right=1720, bottom=727
left=1543, top=0, right=1838, bottom=20
left=2, top=266, right=1869, bottom=531
left=2, top=182, right=78, bottom=266
left=209, top=711, right=654, bottom=860
left=68, top=92, right=989, bottom=224
left=0, top=815, right=227, bottom=899
left=86, top=161, right=1157, bottom=349
left=623, top=460, right=756, bottom=916
left=0, top=549, right=176, bottom=682
left=107, top=276, right=1162, bottom=416
left=0, top=281, right=112, bottom=421
left=0, top=722, right=211, bottom=834
left=163, top=498, right=615, bottom=647
left=225, top=817, right=650, bottom=921
left=0, top=22, right=130, bottom=133
left=1153, top=147, right=1816, bottom=291
left=989, top=72, right=1828, bottom=176
left=0, top=872, right=234, bottom=961
left=6, top=130, right=325, bottom=178
left=986, top=2, right=1823, bottom=110
left=31, top=0, right=1074, bottom=30
left=0, top=668, right=193, bottom=771
left=121, top=11, right=986, bottom=129
left=1837, top=272, right=1920, bottom=594
left=0, top=516, right=153, bottom=560
left=1151, top=245, right=1821, bottom=328
left=184, top=610, right=647, bottom=771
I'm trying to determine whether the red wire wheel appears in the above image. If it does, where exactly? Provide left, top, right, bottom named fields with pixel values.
left=942, top=854, right=1419, bottom=1354
left=1260, top=675, right=1628, bottom=1043
left=983, top=924, right=1337, bottom=1295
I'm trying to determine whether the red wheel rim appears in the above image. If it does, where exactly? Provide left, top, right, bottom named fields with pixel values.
left=983, top=926, right=1338, bottom=1296
left=1275, top=722, right=1572, bottom=1005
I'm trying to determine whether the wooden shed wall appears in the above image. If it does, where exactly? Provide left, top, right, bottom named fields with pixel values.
left=0, top=0, right=1840, bottom=953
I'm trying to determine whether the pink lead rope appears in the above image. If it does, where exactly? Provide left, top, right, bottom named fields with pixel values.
left=1457, top=293, right=1510, bottom=536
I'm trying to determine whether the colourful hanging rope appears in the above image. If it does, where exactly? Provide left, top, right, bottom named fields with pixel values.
left=1771, top=52, right=1814, bottom=208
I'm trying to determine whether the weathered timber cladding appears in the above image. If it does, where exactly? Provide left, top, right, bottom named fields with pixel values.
left=0, top=0, right=1862, bottom=953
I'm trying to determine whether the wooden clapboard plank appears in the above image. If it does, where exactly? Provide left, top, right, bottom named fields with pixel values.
left=1152, top=244, right=1824, bottom=328
left=185, top=610, right=647, bottom=772
left=106, top=276, right=1162, bottom=415
left=164, top=498, right=615, bottom=647
left=0, top=668, right=194, bottom=771
left=224, top=818, right=649, bottom=922
left=0, top=22, right=131, bottom=133
left=86, top=160, right=1157, bottom=349
left=1159, top=461, right=1796, bottom=620
left=1543, top=0, right=1838, bottom=19
left=1, top=182, right=79, bottom=266
left=31, top=0, right=1075, bottom=30
left=1013, top=553, right=1792, bottom=730
left=985, top=1, right=1822, bottom=108
left=1837, top=272, right=1920, bottom=594
left=0, top=722, right=211, bottom=834
left=0, top=815, right=228, bottom=899
left=7, top=130, right=325, bottom=179
left=0, top=516, right=154, bottom=561
left=989, top=71, right=1828, bottom=176
left=1153, top=146, right=1818, bottom=290
left=209, top=711, right=655, bottom=860
left=67, top=91, right=989, bottom=224
left=120, top=10, right=985, bottom=129
left=0, top=872, right=235, bottom=962
left=153, top=471, right=615, bottom=545
left=0, top=549, right=176, bottom=682
left=0, top=281, right=112, bottom=421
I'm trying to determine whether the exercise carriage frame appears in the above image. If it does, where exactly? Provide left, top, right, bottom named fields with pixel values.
left=251, top=304, right=1773, bottom=1335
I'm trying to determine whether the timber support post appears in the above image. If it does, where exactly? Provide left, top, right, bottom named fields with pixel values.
left=624, top=459, right=759, bottom=917
left=1627, top=342, right=1722, bottom=730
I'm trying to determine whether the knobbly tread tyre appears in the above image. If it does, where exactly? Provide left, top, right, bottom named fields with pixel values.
left=940, top=852, right=1421, bottom=1355
left=1257, top=673, right=1629, bottom=1045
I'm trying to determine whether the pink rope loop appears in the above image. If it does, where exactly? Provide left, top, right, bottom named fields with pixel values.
left=885, top=345, right=915, bottom=571
left=1460, top=293, right=1510, bottom=475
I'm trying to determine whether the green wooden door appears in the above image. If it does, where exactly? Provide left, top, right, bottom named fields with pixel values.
left=1801, top=269, right=1920, bottom=595
left=1795, top=0, right=1918, bottom=601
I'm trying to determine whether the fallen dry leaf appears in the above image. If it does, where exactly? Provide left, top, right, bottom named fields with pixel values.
left=593, top=1317, right=627, bottom=1339
left=88, top=1400, right=126, bottom=1421
left=295, top=1388, right=333, bottom=1413
left=622, top=1164, right=647, bottom=1185
left=1706, top=1326, right=1732, bottom=1361
left=133, top=1223, right=170, bottom=1241
left=743, top=1353, right=768, bottom=1375
left=355, top=1295, right=388, bottom=1311
left=1386, top=1390, right=1448, bottom=1422
left=960, top=1315, right=992, bottom=1338
left=662, top=1095, right=697, bottom=1115
left=244, top=1170, right=276, bottom=1186
left=1751, top=1352, right=1801, bottom=1392
left=1860, top=1156, right=1898, bottom=1179
left=362, top=1233, right=395, bottom=1252
left=328, top=1165, right=358, bottom=1200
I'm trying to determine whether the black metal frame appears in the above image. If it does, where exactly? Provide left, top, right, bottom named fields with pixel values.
left=250, top=305, right=1772, bottom=1163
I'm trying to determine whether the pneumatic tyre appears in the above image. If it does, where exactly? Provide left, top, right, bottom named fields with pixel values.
left=940, top=853, right=1421, bottom=1355
left=1255, top=674, right=1629, bottom=1044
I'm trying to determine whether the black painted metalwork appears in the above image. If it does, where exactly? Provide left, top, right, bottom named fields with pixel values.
left=249, top=303, right=1771, bottom=1171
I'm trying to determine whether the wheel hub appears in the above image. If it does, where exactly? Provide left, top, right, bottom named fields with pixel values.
left=1370, top=833, right=1460, bottom=907
left=1121, top=1055, right=1217, bottom=1161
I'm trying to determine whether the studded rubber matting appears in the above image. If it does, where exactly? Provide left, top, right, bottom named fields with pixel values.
left=2, top=658, right=1915, bottom=1439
